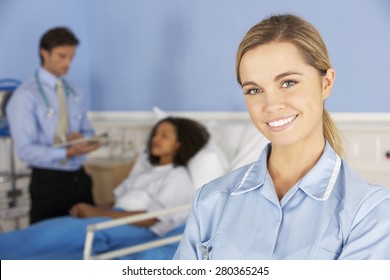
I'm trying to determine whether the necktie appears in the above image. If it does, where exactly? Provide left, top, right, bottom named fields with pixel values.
left=54, top=79, right=68, bottom=144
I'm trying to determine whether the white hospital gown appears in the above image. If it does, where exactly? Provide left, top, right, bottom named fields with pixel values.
left=114, top=162, right=194, bottom=236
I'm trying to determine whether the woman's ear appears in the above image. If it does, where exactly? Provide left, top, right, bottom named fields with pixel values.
left=322, top=68, right=335, bottom=100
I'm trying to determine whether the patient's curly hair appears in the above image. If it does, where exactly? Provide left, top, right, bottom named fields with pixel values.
left=146, top=117, right=210, bottom=166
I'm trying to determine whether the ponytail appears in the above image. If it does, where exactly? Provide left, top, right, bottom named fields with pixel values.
left=323, top=109, right=343, bottom=156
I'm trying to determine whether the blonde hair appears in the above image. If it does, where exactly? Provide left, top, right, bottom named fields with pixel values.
left=236, top=14, right=343, bottom=156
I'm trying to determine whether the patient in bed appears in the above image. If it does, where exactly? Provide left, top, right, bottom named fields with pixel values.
left=0, top=117, right=210, bottom=259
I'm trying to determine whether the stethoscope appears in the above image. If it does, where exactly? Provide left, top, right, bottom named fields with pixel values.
left=34, top=70, right=76, bottom=118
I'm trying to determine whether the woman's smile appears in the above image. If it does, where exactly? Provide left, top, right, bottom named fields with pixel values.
left=266, top=114, right=298, bottom=131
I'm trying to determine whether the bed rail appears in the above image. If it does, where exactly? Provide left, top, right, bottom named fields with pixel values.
left=83, top=204, right=191, bottom=260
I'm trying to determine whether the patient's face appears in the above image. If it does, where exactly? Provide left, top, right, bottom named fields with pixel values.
left=239, top=42, right=330, bottom=150
left=151, top=121, right=181, bottom=164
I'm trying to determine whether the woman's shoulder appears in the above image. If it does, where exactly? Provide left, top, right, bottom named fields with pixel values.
left=166, top=165, right=192, bottom=182
left=339, top=160, right=390, bottom=196
left=338, top=160, right=390, bottom=220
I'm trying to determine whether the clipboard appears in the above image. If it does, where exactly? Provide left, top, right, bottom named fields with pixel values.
left=54, top=132, right=109, bottom=148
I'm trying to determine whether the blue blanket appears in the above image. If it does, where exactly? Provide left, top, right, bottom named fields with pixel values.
left=0, top=216, right=184, bottom=260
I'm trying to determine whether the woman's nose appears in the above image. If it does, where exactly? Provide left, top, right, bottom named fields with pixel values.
left=263, top=91, right=285, bottom=113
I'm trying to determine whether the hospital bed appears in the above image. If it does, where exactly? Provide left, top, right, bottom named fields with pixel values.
left=0, top=107, right=268, bottom=260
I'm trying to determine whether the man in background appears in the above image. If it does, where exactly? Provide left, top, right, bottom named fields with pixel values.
left=6, top=27, right=100, bottom=224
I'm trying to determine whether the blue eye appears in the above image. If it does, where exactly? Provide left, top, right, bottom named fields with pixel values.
left=281, top=80, right=297, bottom=88
left=244, top=88, right=262, bottom=95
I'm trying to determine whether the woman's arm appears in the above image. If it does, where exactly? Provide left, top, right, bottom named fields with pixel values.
left=69, top=203, right=158, bottom=227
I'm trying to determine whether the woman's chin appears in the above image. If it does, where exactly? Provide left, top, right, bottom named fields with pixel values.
left=268, top=137, right=300, bottom=148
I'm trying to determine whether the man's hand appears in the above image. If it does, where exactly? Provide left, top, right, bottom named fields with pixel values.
left=66, top=132, right=101, bottom=157
left=67, top=132, right=83, bottom=141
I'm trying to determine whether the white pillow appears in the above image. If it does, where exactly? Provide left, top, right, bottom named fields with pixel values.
left=187, top=140, right=229, bottom=189
left=153, top=106, right=169, bottom=120
left=229, top=123, right=269, bottom=170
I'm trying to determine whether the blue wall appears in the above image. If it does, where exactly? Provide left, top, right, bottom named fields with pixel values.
left=1, top=0, right=389, bottom=112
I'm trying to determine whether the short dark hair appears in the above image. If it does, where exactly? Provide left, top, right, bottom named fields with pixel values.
left=39, top=27, right=79, bottom=65
left=146, top=117, right=210, bottom=166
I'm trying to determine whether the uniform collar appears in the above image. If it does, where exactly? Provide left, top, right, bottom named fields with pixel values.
left=297, top=142, right=341, bottom=200
left=231, top=144, right=270, bottom=195
left=231, top=142, right=341, bottom=201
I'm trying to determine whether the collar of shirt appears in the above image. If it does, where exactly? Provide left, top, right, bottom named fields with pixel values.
left=231, top=142, right=341, bottom=202
left=39, top=67, right=61, bottom=91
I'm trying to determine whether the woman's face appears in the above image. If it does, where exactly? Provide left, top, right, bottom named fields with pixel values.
left=151, top=121, right=181, bottom=163
left=239, top=42, right=334, bottom=149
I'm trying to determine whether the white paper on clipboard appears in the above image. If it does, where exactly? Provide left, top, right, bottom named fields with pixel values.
left=53, top=133, right=109, bottom=148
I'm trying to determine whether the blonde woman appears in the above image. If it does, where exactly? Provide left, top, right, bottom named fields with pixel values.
left=174, top=14, right=390, bottom=259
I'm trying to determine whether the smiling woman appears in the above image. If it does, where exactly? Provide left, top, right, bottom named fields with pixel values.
left=240, top=42, right=334, bottom=158
left=174, top=14, right=390, bottom=260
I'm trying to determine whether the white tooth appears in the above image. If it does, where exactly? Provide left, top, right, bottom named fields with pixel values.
left=268, top=115, right=296, bottom=127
